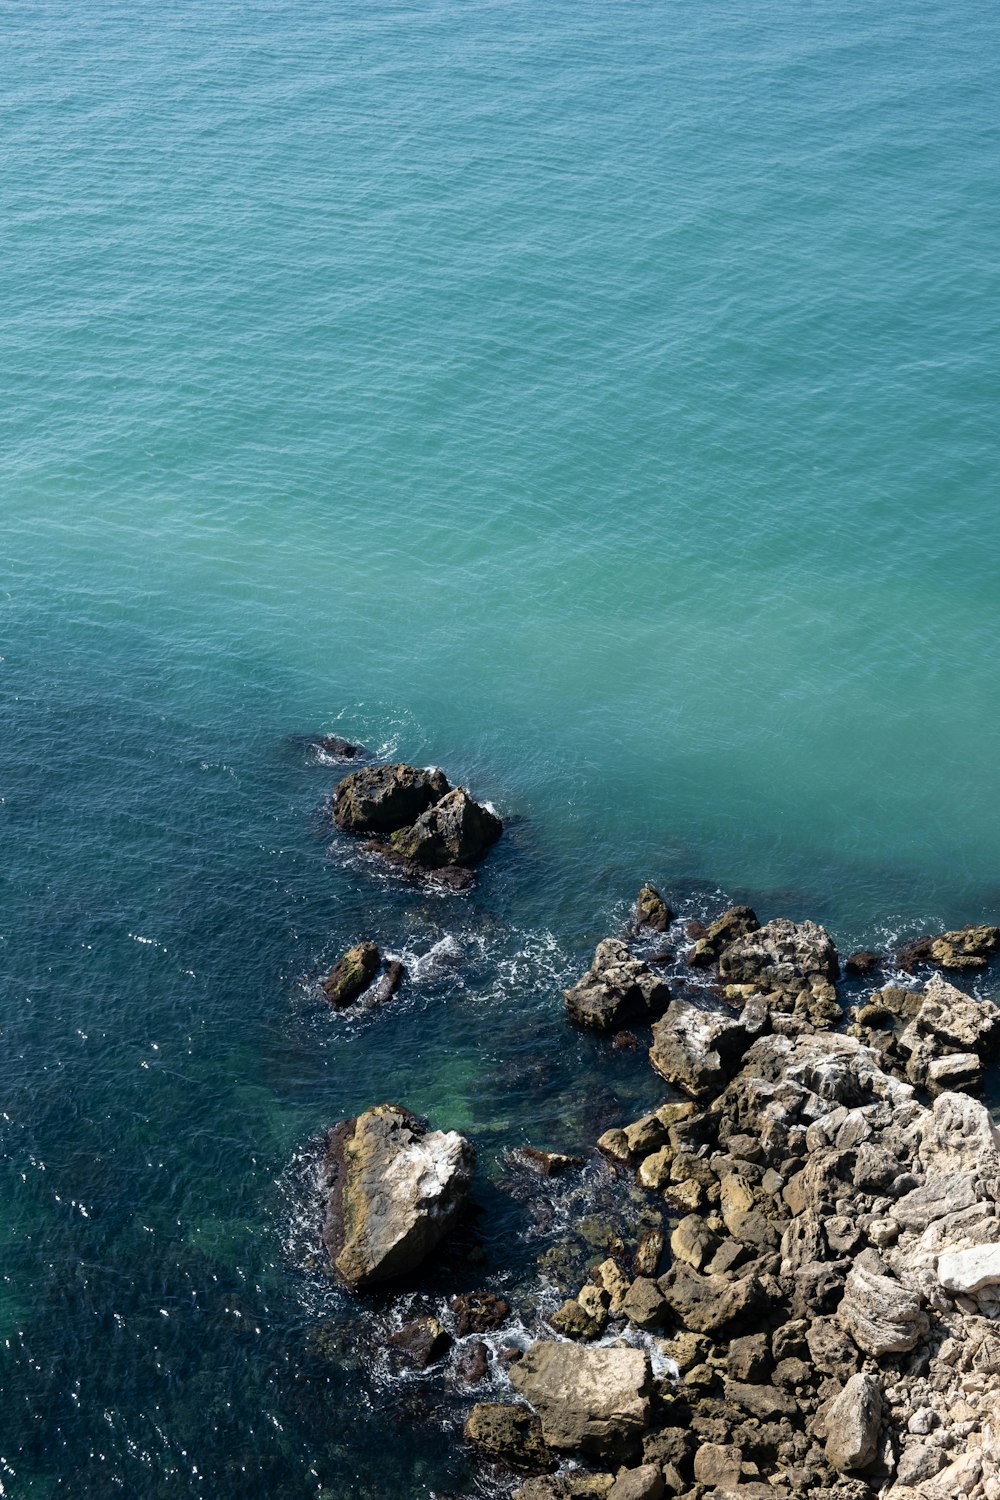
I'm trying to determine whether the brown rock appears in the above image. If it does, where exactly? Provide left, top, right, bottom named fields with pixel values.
left=464, top=1402, right=555, bottom=1472
left=509, top=1341, right=653, bottom=1461
left=635, top=884, right=673, bottom=933
left=322, top=941, right=381, bottom=1008
left=333, top=762, right=450, bottom=834
left=450, top=1291, right=510, bottom=1337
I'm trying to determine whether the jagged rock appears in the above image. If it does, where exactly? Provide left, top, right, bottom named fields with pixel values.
left=918, top=1089, right=1000, bottom=1176
left=936, top=1242, right=1000, bottom=1294
left=510, top=1341, right=652, bottom=1460
left=464, top=1402, right=555, bottom=1472
left=836, top=1255, right=927, bottom=1355
left=686, top=905, right=760, bottom=968
left=333, top=762, right=450, bottom=834
left=634, top=1227, right=665, bottom=1277
left=719, top=917, right=839, bottom=989
left=321, top=1103, right=475, bottom=1287
left=821, top=1373, right=882, bottom=1472
left=657, top=1262, right=765, bottom=1337
left=891, top=1170, right=978, bottom=1231
left=389, top=785, right=502, bottom=867
left=929, top=923, right=1000, bottom=969
left=897, top=972, right=1000, bottom=1071
left=450, top=1291, right=510, bottom=1336
left=635, top=884, right=673, bottom=933
left=649, top=998, right=766, bottom=1098
left=565, top=940, right=670, bottom=1032
left=387, top=1314, right=452, bottom=1368
left=895, top=934, right=935, bottom=972
left=925, top=1051, right=981, bottom=1093
left=723, top=1378, right=798, bottom=1419
left=607, top=1465, right=665, bottom=1500
left=322, top=941, right=381, bottom=1007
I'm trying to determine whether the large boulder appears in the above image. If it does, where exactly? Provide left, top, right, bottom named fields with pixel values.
left=649, top=997, right=766, bottom=1098
left=322, top=941, right=381, bottom=1008
left=321, top=1103, right=475, bottom=1288
left=719, top=917, right=839, bottom=988
left=510, top=1341, right=652, bottom=1460
left=333, top=762, right=450, bottom=834
left=564, top=940, right=669, bottom=1032
left=389, top=785, right=502, bottom=867
left=656, top=1262, right=766, bottom=1338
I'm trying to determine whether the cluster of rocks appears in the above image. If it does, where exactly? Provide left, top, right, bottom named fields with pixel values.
left=459, top=898, right=1000, bottom=1500
left=318, top=758, right=503, bottom=1009
left=333, top=761, right=502, bottom=889
left=308, top=849, right=1000, bottom=1499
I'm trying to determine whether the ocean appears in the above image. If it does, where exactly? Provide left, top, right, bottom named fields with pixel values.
left=2, top=0, right=999, bottom=1493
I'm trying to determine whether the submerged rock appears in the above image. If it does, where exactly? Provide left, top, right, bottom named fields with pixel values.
left=510, top=1341, right=652, bottom=1460
left=321, top=1102, right=475, bottom=1288
left=315, top=734, right=366, bottom=759
left=449, top=1290, right=510, bottom=1337
left=634, top=884, right=673, bottom=933
left=371, top=958, right=406, bottom=1005
left=321, top=941, right=381, bottom=1008
left=564, top=939, right=669, bottom=1031
left=387, top=1314, right=453, bottom=1368
left=333, top=762, right=450, bottom=835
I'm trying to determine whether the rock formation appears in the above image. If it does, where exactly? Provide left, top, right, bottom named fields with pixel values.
left=320, top=1103, right=475, bottom=1288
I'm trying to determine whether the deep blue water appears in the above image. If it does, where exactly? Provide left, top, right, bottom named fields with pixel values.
left=2, top=0, right=999, bottom=1493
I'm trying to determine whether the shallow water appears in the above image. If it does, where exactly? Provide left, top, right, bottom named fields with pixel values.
left=3, top=0, right=999, bottom=1492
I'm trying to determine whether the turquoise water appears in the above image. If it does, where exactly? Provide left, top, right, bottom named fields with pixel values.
left=3, top=0, right=999, bottom=1492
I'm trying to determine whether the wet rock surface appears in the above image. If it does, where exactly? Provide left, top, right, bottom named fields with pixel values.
left=321, top=1102, right=475, bottom=1288
left=332, top=760, right=502, bottom=882
left=564, top=940, right=670, bottom=1032
left=321, top=940, right=381, bottom=1008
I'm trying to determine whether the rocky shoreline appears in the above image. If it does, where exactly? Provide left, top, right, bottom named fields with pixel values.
left=309, top=756, right=1000, bottom=1500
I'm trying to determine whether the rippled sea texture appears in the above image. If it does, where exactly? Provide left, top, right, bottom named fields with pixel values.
left=2, top=0, right=999, bottom=1493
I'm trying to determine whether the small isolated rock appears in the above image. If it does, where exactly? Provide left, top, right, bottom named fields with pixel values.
left=314, top=734, right=365, bottom=759
left=321, top=1102, right=475, bottom=1288
left=517, top=1146, right=582, bottom=1177
left=371, top=958, right=406, bottom=1004
left=510, top=1341, right=652, bottom=1460
left=822, top=1372, right=882, bottom=1472
left=322, top=941, right=380, bottom=1008
left=634, top=884, right=673, bottom=933
left=844, top=950, right=882, bottom=976
left=454, top=1338, right=490, bottom=1386
left=464, top=1402, right=555, bottom=1472
left=937, top=1242, right=1000, bottom=1294
left=564, top=940, right=670, bottom=1032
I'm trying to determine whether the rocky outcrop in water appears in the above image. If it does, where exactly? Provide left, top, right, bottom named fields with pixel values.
left=321, top=941, right=381, bottom=1007
left=509, top=1343, right=653, bottom=1461
left=564, top=940, right=670, bottom=1031
left=321, top=1102, right=475, bottom=1288
left=332, top=761, right=502, bottom=882
left=634, top=885, right=673, bottom=934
